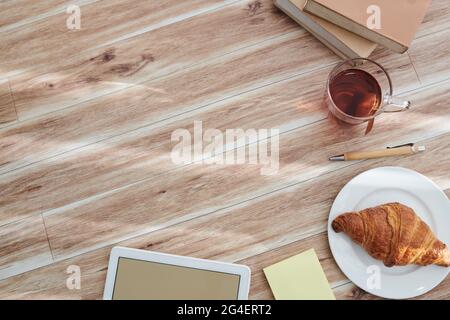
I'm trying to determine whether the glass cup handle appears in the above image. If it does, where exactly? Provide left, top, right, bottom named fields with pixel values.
left=383, top=94, right=411, bottom=113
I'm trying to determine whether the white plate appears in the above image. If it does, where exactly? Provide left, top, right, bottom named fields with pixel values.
left=328, top=167, right=450, bottom=299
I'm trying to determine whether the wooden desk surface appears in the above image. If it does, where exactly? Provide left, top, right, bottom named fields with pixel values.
left=0, top=0, right=449, bottom=300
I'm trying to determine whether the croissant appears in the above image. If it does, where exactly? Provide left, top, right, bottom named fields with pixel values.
left=332, top=202, right=450, bottom=267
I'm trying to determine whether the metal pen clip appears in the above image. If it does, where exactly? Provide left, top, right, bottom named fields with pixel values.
left=386, top=143, right=414, bottom=149
left=387, top=143, right=425, bottom=153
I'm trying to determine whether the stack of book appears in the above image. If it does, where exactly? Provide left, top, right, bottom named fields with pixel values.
left=274, top=0, right=431, bottom=59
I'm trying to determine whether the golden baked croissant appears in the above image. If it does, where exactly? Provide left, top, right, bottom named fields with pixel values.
left=332, top=202, right=450, bottom=267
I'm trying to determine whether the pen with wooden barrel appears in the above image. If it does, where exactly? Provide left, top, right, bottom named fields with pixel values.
left=329, top=143, right=426, bottom=161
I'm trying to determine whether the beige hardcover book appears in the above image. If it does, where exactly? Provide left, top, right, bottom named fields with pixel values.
left=303, top=0, right=431, bottom=53
left=275, top=0, right=377, bottom=59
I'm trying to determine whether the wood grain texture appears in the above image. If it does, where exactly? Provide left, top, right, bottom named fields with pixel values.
left=0, top=80, right=17, bottom=125
left=9, top=0, right=297, bottom=120
left=0, top=0, right=230, bottom=79
left=0, top=63, right=443, bottom=228
left=11, top=0, right=443, bottom=122
left=0, top=133, right=447, bottom=298
left=0, top=24, right=426, bottom=182
left=409, top=28, right=450, bottom=85
left=0, top=215, right=52, bottom=280
left=0, top=0, right=449, bottom=300
left=41, top=79, right=450, bottom=261
left=0, top=30, right=336, bottom=174
left=416, top=0, right=450, bottom=38
left=0, top=65, right=332, bottom=226
left=0, top=0, right=75, bottom=31
left=0, top=22, right=423, bottom=175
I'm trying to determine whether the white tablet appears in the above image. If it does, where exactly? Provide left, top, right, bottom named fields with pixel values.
left=103, top=247, right=251, bottom=300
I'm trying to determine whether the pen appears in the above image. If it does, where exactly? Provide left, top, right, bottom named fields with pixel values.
left=329, top=143, right=426, bottom=161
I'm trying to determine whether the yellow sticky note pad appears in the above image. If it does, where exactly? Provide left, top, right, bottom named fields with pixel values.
left=263, top=249, right=335, bottom=300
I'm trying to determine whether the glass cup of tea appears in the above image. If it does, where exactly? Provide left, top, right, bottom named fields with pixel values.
left=325, top=58, right=410, bottom=126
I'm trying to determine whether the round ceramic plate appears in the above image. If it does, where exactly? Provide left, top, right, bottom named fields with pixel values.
left=328, top=167, right=450, bottom=299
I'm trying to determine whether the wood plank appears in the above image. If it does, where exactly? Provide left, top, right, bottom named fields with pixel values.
left=416, top=0, right=450, bottom=38
left=0, top=65, right=332, bottom=226
left=409, top=28, right=450, bottom=85
left=0, top=79, right=17, bottom=125
left=0, top=30, right=338, bottom=174
left=0, top=0, right=68, bottom=29
left=0, top=215, right=53, bottom=280
left=9, top=0, right=298, bottom=120
left=0, top=246, right=112, bottom=299
left=0, top=133, right=447, bottom=298
left=0, top=0, right=233, bottom=79
left=0, top=41, right=431, bottom=231
left=0, top=53, right=427, bottom=228
left=0, top=0, right=95, bottom=32
left=40, top=79, right=450, bottom=261
left=0, top=20, right=420, bottom=175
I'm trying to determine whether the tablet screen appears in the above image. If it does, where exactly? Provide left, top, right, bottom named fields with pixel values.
left=112, top=257, right=241, bottom=300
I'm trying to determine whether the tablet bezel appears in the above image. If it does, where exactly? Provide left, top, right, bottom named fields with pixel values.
left=103, top=246, right=251, bottom=300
